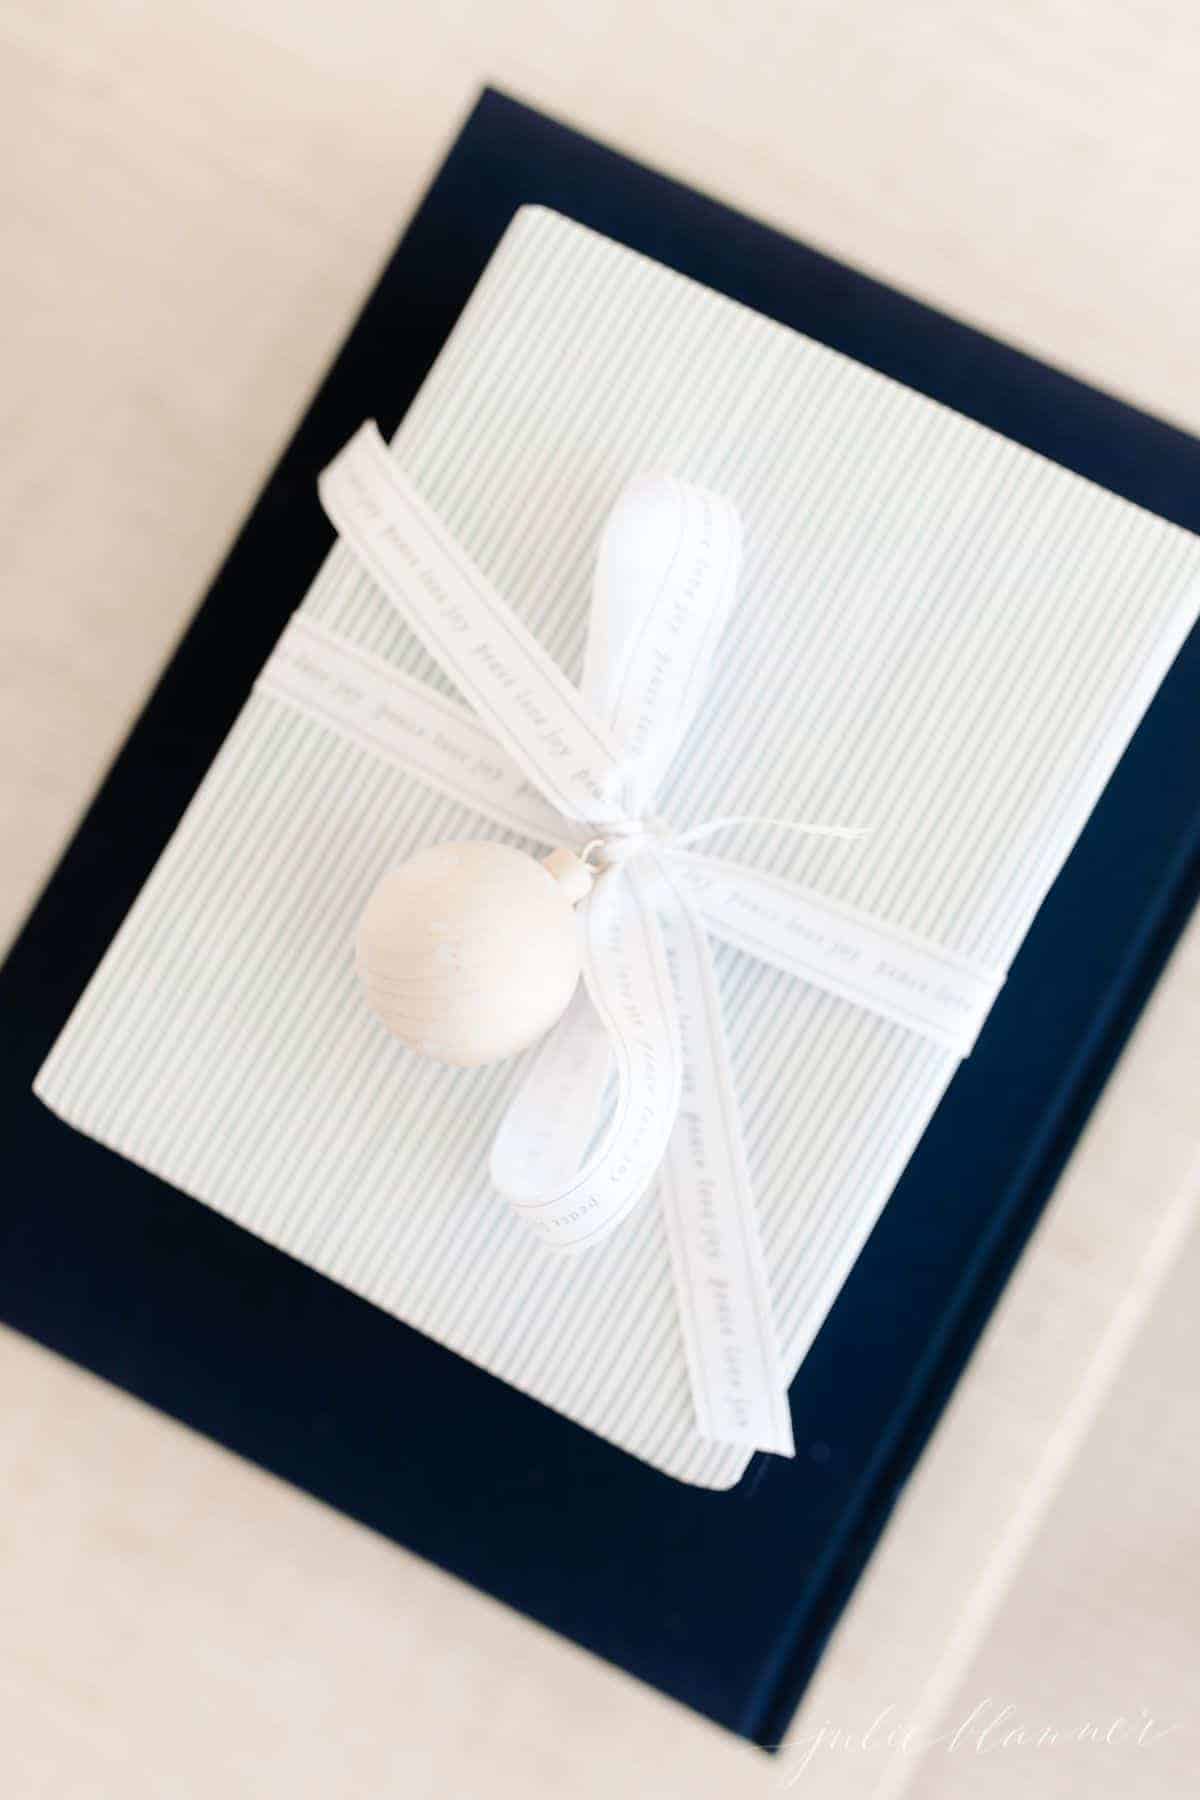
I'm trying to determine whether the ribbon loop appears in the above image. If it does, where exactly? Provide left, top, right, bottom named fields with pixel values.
left=491, top=856, right=683, bottom=1251
left=583, top=473, right=743, bottom=809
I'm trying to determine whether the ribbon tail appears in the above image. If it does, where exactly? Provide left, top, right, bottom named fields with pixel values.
left=490, top=860, right=683, bottom=1251
left=653, top=852, right=795, bottom=1457
left=318, top=422, right=631, bottom=826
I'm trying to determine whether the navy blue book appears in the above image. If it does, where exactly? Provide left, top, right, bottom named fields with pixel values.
left=2, top=90, right=1199, bottom=1748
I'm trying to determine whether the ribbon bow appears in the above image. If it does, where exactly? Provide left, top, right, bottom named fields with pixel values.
left=265, top=422, right=1003, bottom=1454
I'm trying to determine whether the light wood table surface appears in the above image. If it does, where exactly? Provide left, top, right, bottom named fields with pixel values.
left=2, top=4, right=1198, bottom=1794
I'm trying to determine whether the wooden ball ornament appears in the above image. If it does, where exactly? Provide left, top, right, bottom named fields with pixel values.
left=355, top=840, right=594, bottom=1067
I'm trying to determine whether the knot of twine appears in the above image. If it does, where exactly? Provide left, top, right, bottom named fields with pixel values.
left=578, top=813, right=867, bottom=874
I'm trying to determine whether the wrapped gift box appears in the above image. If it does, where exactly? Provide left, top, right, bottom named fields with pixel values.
left=3, top=91, right=1200, bottom=1744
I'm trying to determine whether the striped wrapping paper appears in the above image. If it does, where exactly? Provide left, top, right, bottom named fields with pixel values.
left=34, top=207, right=1200, bottom=1487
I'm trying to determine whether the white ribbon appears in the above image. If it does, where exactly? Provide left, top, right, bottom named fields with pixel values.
left=256, top=421, right=1007, bottom=1455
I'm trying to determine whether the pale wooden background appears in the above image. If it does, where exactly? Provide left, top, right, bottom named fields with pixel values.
left=2, top=2, right=1198, bottom=1795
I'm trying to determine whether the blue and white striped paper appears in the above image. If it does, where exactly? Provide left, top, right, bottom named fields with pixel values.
left=35, top=208, right=1200, bottom=1486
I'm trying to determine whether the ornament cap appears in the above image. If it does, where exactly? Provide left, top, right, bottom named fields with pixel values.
left=541, top=846, right=594, bottom=906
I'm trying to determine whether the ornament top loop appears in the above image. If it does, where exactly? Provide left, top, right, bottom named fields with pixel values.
left=579, top=817, right=673, bottom=871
